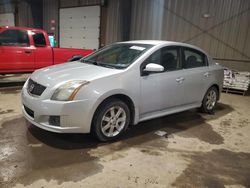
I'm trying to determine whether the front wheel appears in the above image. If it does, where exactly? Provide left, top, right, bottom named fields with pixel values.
left=92, top=99, right=130, bottom=141
left=200, top=86, right=219, bottom=114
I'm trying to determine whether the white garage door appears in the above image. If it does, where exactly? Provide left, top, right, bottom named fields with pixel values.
left=0, top=13, right=15, bottom=26
left=59, top=6, right=100, bottom=50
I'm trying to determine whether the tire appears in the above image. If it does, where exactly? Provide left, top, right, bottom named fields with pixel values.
left=200, top=86, right=219, bottom=114
left=92, top=99, right=130, bottom=142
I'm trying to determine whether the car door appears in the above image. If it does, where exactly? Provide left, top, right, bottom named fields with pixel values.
left=139, top=46, right=185, bottom=117
left=31, top=31, right=53, bottom=69
left=180, top=47, right=210, bottom=104
left=0, top=29, right=34, bottom=72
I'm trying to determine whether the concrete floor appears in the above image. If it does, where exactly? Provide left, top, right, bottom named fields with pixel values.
left=0, top=74, right=30, bottom=83
left=0, top=87, right=250, bottom=188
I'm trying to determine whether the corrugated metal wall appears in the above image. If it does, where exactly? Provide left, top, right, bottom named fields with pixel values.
left=128, top=0, right=250, bottom=71
left=0, top=0, right=42, bottom=28
left=60, top=0, right=101, bottom=7
left=43, top=0, right=59, bottom=45
left=1, top=0, right=249, bottom=70
left=105, top=0, right=122, bottom=44
left=106, top=0, right=250, bottom=71
left=17, top=1, right=33, bottom=27
left=130, top=0, right=165, bottom=40
left=0, top=2, right=14, bottom=13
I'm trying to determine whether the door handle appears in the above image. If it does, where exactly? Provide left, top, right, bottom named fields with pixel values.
left=204, top=72, right=211, bottom=77
left=24, top=50, right=32, bottom=54
left=176, top=77, right=185, bottom=83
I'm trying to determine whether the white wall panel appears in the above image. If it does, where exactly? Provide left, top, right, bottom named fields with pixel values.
left=0, top=13, right=15, bottom=26
left=60, top=28, right=99, bottom=38
left=60, top=18, right=100, bottom=29
left=127, top=0, right=250, bottom=71
left=59, top=6, right=100, bottom=49
left=60, top=38, right=99, bottom=49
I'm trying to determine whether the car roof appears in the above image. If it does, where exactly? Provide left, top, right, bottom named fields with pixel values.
left=0, top=26, right=45, bottom=33
left=120, top=40, right=208, bottom=55
left=121, top=40, right=167, bottom=45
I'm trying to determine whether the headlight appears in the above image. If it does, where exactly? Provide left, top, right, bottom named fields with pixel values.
left=51, top=80, right=89, bottom=101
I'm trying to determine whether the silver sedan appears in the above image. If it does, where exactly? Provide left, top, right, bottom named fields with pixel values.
left=21, top=40, right=224, bottom=141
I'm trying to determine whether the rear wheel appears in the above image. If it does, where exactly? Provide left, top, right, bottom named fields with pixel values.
left=200, top=86, right=218, bottom=114
left=92, top=99, right=130, bottom=141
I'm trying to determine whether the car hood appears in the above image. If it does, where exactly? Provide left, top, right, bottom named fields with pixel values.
left=30, top=62, right=122, bottom=87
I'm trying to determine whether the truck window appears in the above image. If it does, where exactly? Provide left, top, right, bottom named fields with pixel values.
left=33, top=32, right=46, bottom=47
left=0, top=29, right=29, bottom=47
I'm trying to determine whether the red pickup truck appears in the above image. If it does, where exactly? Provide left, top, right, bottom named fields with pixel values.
left=0, top=26, right=94, bottom=74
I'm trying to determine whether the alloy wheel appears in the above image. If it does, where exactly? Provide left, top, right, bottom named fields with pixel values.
left=101, top=106, right=126, bottom=137
left=206, top=90, right=217, bottom=110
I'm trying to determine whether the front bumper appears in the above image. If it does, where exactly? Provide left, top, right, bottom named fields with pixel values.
left=21, top=87, right=94, bottom=133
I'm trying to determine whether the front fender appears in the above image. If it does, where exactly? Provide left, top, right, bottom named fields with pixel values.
left=90, top=89, right=139, bottom=125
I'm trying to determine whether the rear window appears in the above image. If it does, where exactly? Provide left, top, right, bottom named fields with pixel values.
left=32, top=32, right=46, bottom=47
left=0, top=29, right=29, bottom=47
left=183, top=48, right=207, bottom=68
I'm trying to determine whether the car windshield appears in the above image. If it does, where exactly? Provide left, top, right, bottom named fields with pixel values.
left=81, top=43, right=153, bottom=69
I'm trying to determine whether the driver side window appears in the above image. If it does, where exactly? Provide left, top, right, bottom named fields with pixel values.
left=143, top=46, right=180, bottom=72
left=0, top=29, right=29, bottom=47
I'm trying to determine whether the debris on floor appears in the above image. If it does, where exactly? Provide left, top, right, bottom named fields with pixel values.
left=154, top=130, right=167, bottom=137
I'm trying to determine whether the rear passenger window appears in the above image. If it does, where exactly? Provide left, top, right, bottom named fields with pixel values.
left=183, top=48, right=207, bottom=68
left=33, top=32, right=46, bottom=47
left=0, top=29, right=29, bottom=47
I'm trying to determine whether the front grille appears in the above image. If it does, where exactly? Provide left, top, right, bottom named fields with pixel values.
left=27, top=79, right=46, bottom=96
left=24, top=105, right=34, bottom=118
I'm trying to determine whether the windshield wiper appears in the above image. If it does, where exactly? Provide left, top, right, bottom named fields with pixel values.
left=80, top=59, right=97, bottom=64
left=97, top=62, right=116, bottom=69
left=81, top=59, right=116, bottom=69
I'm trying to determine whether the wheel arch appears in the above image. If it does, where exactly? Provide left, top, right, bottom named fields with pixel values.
left=205, top=83, right=220, bottom=100
left=91, top=93, right=136, bottom=128
left=211, top=84, right=220, bottom=100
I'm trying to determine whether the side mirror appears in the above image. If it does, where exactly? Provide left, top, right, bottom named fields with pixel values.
left=143, top=63, right=164, bottom=74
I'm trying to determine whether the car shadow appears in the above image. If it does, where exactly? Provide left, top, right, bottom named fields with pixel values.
left=27, top=102, right=233, bottom=150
